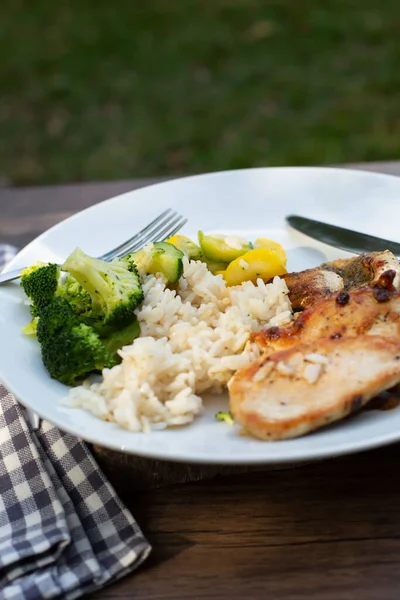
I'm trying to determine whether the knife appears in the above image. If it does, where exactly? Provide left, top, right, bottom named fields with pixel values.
left=286, top=215, right=400, bottom=257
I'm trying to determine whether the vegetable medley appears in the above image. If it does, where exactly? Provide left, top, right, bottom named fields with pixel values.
left=20, top=230, right=287, bottom=387
left=168, top=231, right=287, bottom=285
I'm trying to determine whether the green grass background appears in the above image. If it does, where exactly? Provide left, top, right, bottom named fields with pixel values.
left=1, top=1, right=400, bottom=185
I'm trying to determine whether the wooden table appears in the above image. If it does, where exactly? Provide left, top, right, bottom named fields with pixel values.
left=2, top=162, right=400, bottom=600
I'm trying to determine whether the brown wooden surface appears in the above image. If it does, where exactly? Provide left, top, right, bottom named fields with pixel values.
left=2, top=161, right=400, bottom=599
left=104, top=445, right=400, bottom=600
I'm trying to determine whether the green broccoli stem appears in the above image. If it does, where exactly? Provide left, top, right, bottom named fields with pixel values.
left=22, top=317, right=39, bottom=337
left=62, top=249, right=115, bottom=313
left=102, top=318, right=141, bottom=355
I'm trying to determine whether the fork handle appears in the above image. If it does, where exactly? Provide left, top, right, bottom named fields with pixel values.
left=0, top=267, right=25, bottom=284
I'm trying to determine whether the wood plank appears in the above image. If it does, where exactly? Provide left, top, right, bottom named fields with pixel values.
left=0, top=177, right=172, bottom=247
left=94, top=444, right=400, bottom=599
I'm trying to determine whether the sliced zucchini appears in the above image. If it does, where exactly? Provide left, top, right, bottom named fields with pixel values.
left=130, top=242, right=184, bottom=283
left=167, top=235, right=203, bottom=261
left=222, top=248, right=287, bottom=286
left=203, top=258, right=230, bottom=275
left=254, top=238, right=287, bottom=267
left=198, top=231, right=252, bottom=263
left=150, top=242, right=184, bottom=282
left=167, top=235, right=230, bottom=274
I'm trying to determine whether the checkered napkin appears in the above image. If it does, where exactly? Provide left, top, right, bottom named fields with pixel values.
left=0, top=246, right=151, bottom=599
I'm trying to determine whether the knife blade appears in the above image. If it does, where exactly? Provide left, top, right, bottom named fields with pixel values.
left=286, top=215, right=400, bottom=257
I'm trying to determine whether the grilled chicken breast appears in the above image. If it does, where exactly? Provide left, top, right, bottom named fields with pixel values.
left=253, top=286, right=400, bottom=355
left=229, top=335, right=400, bottom=440
left=323, top=249, right=400, bottom=291
left=281, top=269, right=343, bottom=310
left=228, top=251, right=400, bottom=441
left=281, top=250, right=400, bottom=310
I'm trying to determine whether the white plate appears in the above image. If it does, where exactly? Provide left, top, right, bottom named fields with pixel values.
left=2, top=166, right=400, bottom=465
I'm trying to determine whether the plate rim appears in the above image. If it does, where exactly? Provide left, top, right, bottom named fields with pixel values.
left=2, top=363, right=400, bottom=465
left=2, top=165, right=400, bottom=465
left=3, top=164, right=400, bottom=276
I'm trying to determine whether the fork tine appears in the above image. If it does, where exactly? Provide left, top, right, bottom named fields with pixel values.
left=128, top=215, right=186, bottom=252
left=107, top=211, right=179, bottom=259
left=160, top=218, right=188, bottom=241
left=0, top=209, right=188, bottom=285
left=110, top=211, right=181, bottom=259
left=114, top=216, right=187, bottom=258
left=99, top=209, right=174, bottom=262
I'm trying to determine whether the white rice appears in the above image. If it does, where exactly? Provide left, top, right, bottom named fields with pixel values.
left=64, top=258, right=293, bottom=432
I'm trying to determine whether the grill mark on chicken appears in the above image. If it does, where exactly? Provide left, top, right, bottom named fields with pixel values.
left=373, top=287, right=391, bottom=303
left=336, top=291, right=350, bottom=306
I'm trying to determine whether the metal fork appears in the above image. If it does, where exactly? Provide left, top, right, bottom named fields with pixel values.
left=0, top=208, right=187, bottom=285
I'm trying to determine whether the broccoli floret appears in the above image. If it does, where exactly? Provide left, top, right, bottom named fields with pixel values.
left=58, top=275, right=92, bottom=318
left=62, top=247, right=144, bottom=330
left=215, top=411, right=234, bottom=426
left=21, top=262, right=61, bottom=314
left=20, top=252, right=144, bottom=385
left=22, top=317, right=39, bottom=337
left=36, top=297, right=118, bottom=386
left=119, top=254, right=140, bottom=274
left=20, top=262, right=93, bottom=330
left=102, top=318, right=140, bottom=355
